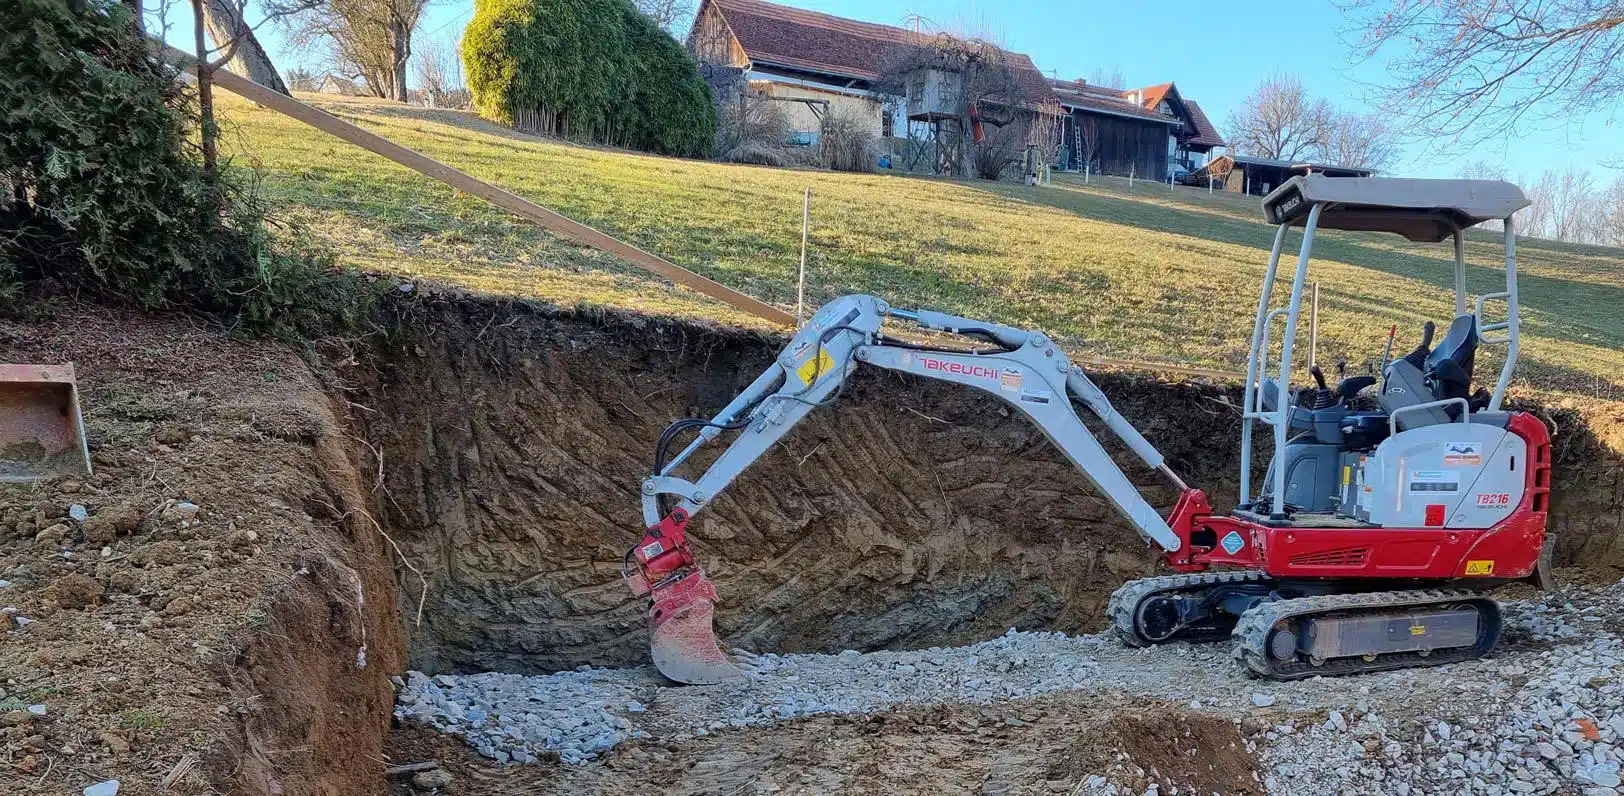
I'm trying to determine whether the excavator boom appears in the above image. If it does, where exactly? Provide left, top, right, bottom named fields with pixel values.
left=624, top=295, right=1188, bottom=683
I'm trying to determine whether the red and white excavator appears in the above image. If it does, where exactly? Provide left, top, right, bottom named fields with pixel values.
left=623, top=175, right=1554, bottom=684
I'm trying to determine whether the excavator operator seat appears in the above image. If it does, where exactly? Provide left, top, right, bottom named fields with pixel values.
left=1424, top=314, right=1479, bottom=403
left=1379, top=315, right=1480, bottom=430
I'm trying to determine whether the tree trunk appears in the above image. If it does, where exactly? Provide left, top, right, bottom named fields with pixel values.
left=122, top=0, right=143, bottom=34
left=191, top=0, right=218, bottom=173
left=198, top=0, right=289, bottom=94
left=390, top=15, right=411, bottom=102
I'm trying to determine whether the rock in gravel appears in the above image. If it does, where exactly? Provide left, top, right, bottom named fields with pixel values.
left=411, top=769, right=454, bottom=790
left=82, top=781, right=119, bottom=796
left=161, top=501, right=200, bottom=523
left=1251, top=693, right=1276, bottom=708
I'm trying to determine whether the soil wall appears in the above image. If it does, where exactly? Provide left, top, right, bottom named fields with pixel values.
left=343, top=295, right=1624, bottom=676
left=0, top=309, right=404, bottom=796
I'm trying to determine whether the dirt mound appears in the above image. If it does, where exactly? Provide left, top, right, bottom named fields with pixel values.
left=0, top=309, right=402, bottom=796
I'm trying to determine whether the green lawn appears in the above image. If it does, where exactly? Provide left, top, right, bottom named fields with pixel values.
left=219, top=93, right=1624, bottom=398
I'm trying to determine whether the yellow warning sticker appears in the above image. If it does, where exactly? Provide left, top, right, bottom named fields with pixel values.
left=1465, top=560, right=1496, bottom=576
left=1410, top=624, right=1427, bottom=636
left=797, top=348, right=837, bottom=386
left=1341, top=465, right=1351, bottom=486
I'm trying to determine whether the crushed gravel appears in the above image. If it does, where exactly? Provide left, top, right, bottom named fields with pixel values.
left=396, top=579, right=1624, bottom=795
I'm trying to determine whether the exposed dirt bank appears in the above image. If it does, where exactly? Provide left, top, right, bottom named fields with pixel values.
left=0, top=309, right=403, bottom=796
left=343, top=295, right=1624, bottom=677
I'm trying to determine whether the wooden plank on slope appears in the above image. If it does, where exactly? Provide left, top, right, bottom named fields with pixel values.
left=159, top=45, right=797, bottom=327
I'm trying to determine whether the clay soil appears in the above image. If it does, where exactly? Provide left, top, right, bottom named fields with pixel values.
left=0, top=307, right=403, bottom=795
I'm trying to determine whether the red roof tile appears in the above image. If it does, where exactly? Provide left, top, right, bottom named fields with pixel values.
left=1047, top=78, right=1178, bottom=124
left=1128, top=82, right=1175, bottom=111
left=1183, top=99, right=1225, bottom=147
left=704, top=0, right=1054, bottom=102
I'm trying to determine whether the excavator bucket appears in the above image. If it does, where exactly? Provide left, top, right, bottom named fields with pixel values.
left=646, top=569, right=744, bottom=685
left=626, top=508, right=746, bottom=684
left=0, top=364, right=92, bottom=482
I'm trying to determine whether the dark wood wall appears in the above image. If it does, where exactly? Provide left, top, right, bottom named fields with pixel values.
left=1063, top=110, right=1170, bottom=179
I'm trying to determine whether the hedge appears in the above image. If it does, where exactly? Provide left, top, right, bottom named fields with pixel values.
left=463, top=0, right=714, bottom=157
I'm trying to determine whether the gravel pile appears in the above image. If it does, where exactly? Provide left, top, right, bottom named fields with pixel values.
left=396, top=580, right=1624, bottom=795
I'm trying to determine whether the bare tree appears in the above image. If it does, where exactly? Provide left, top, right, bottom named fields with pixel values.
left=412, top=33, right=463, bottom=107
left=198, top=0, right=291, bottom=93
left=1457, top=159, right=1509, bottom=181
left=1600, top=176, right=1624, bottom=246
left=1514, top=168, right=1603, bottom=243
left=1550, top=167, right=1598, bottom=243
left=1520, top=170, right=1559, bottom=240
left=1340, top=0, right=1624, bottom=149
left=633, top=0, right=694, bottom=34
left=269, top=0, right=433, bottom=101
left=1076, top=114, right=1099, bottom=181
left=873, top=32, right=1054, bottom=179
left=1088, top=67, right=1125, bottom=90
left=181, top=0, right=312, bottom=169
left=1025, top=98, right=1064, bottom=181
left=1322, top=110, right=1397, bottom=172
left=1225, top=72, right=1332, bottom=162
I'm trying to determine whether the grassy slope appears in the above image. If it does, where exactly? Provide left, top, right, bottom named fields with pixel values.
left=220, top=93, right=1624, bottom=397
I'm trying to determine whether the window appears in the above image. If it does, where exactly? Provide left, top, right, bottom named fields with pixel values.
left=882, top=108, right=894, bottom=138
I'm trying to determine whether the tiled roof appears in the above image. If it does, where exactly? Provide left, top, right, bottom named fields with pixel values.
left=1047, top=78, right=1177, bottom=124
left=705, top=0, right=1054, bottom=102
left=1126, top=81, right=1227, bottom=148
left=1129, top=82, right=1175, bottom=111
left=1183, top=99, right=1225, bottom=148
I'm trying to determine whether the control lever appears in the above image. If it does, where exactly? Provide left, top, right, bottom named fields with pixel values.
left=1401, top=321, right=1436, bottom=368
left=1306, top=365, right=1338, bottom=410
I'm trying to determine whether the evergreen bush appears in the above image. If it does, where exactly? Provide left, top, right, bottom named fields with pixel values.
left=0, top=0, right=373, bottom=336
left=463, top=0, right=714, bottom=157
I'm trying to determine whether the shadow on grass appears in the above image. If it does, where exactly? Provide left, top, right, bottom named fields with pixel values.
left=973, top=181, right=1624, bottom=357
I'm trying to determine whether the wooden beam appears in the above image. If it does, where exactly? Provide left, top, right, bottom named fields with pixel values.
left=158, top=44, right=797, bottom=327
left=156, top=47, right=1250, bottom=385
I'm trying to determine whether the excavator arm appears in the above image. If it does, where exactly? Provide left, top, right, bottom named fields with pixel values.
left=624, top=294, right=1192, bottom=683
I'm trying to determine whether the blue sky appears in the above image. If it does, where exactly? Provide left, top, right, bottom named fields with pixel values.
left=158, top=0, right=1621, bottom=179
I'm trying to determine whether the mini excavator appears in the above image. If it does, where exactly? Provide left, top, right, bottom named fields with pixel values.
left=623, top=175, right=1554, bottom=684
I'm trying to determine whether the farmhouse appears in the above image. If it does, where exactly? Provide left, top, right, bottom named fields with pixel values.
left=688, top=0, right=1056, bottom=148
left=1046, top=78, right=1225, bottom=180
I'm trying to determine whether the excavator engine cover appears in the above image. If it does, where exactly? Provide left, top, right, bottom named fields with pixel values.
left=0, top=363, right=91, bottom=482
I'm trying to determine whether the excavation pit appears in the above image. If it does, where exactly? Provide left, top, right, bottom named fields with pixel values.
left=7, top=296, right=1624, bottom=796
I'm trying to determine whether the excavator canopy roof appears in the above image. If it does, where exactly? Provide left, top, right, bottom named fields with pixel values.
left=1261, top=174, right=1531, bottom=242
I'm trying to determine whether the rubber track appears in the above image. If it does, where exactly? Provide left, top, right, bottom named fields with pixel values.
left=1107, top=571, right=1269, bottom=648
left=1231, top=589, right=1501, bottom=680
